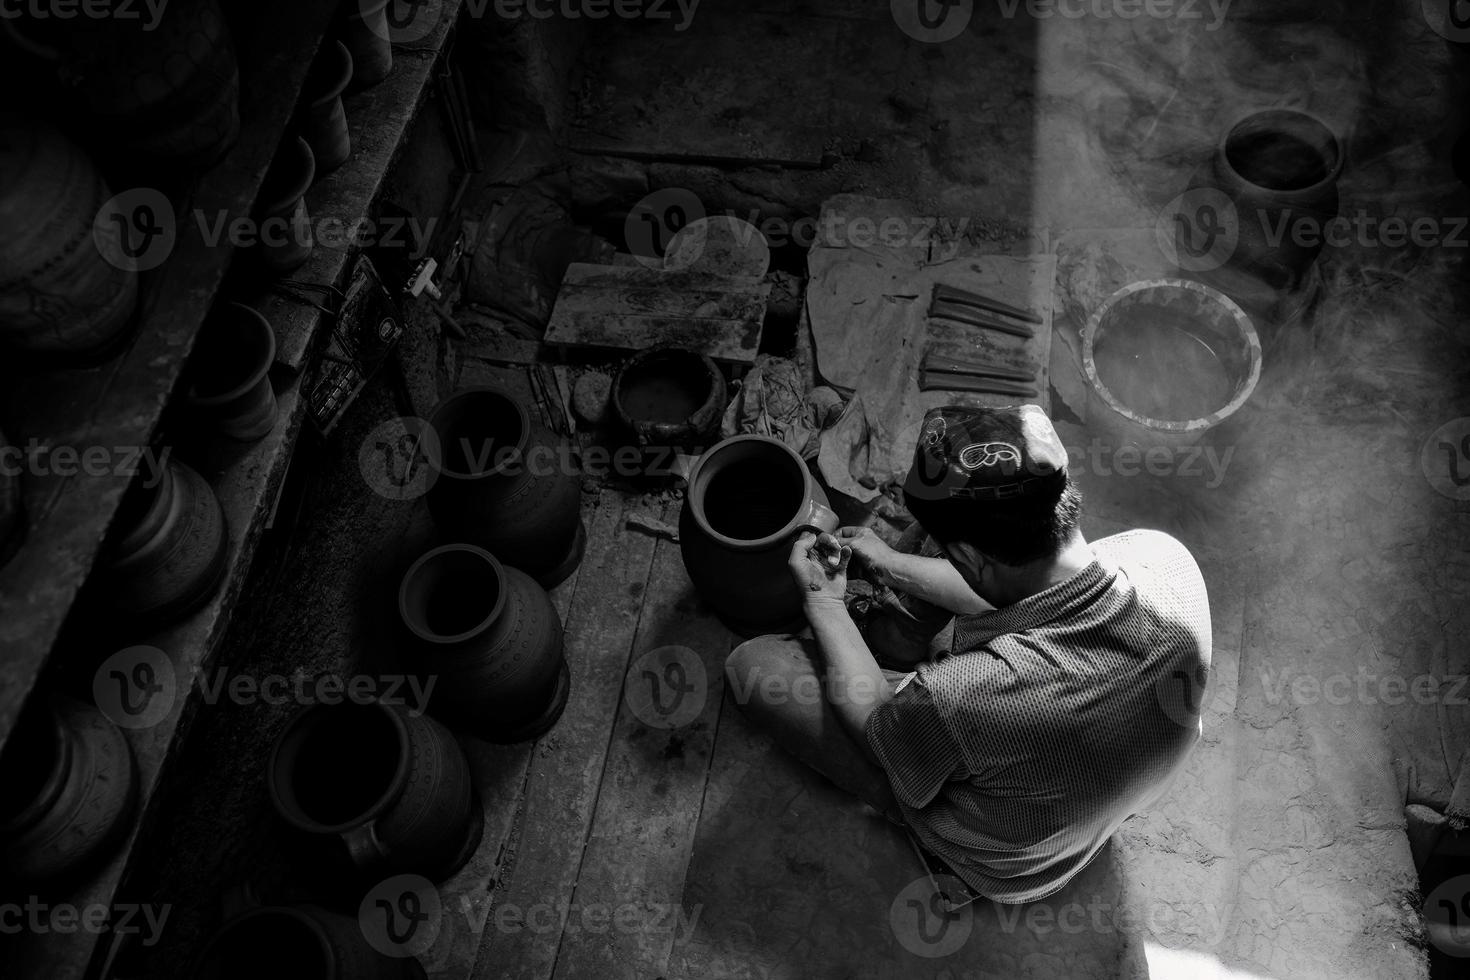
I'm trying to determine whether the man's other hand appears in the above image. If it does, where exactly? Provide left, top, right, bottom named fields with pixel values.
left=836, top=526, right=896, bottom=585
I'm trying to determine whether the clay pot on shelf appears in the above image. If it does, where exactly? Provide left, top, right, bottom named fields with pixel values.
left=299, top=40, right=355, bottom=176
left=611, top=347, right=727, bottom=458
left=97, top=456, right=229, bottom=626
left=0, top=118, right=138, bottom=358
left=1, top=0, right=240, bottom=174
left=398, top=544, right=570, bottom=743
left=186, top=302, right=279, bottom=443
left=198, top=905, right=427, bottom=980
left=256, top=137, right=317, bottom=276
left=268, top=700, right=483, bottom=882
left=1179, top=108, right=1342, bottom=313
left=0, top=696, right=137, bottom=885
left=343, top=0, right=394, bottom=89
left=425, top=388, right=586, bottom=588
left=678, top=435, right=839, bottom=636
left=0, top=427, right=24, bottom=568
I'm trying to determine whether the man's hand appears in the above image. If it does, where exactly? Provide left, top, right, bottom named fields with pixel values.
left=788, top=531, right=850, bottom=606
left=835, top=526, right=897, bottom=585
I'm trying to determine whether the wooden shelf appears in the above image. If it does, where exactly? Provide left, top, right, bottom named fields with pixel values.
left=0, top=0, right=339, bottom=755
left=3, top=2, right=465, bottom=977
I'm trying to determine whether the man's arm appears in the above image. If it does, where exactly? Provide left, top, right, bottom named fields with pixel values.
left=805, top=597, right=892, bottom=760
left=787, top=533, right=894, bottom=760
left=837, top=527, right=992, bottom=615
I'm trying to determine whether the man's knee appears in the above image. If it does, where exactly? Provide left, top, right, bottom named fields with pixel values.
left=725, top=635, right=815, bottom=714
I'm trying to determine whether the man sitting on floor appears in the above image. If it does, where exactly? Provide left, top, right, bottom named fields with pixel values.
left=725, top=404, right=1211, bottom=904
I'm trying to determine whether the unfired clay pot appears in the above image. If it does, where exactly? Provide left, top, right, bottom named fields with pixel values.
left=300, top=40, right=354, bottom=175
left=268, top=700, right=482, bottom=882
left=679, top=435, right=838, bottom=635
left=98, top=456, right=229, bottom=626
left=186, top=302, right=279, bottom=442
left=256, top=137, right=317, bottom=276
left=425, top=388, right=586, bottom=587
left=398, top=544, right=570, bottom=743
left=0, top=696, right=137, bottom=885
left=612, top=346, right=727, bottom=452
left=343, top=0, right=394, bottom=89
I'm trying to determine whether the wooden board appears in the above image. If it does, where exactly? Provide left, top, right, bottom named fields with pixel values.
left=544, top=263, right=768, bottom=368
left=468, top=490, right=661, bottom=980
left=551, top=500, right=734, bottom=980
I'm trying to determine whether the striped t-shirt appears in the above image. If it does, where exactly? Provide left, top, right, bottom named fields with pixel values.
left=864, top=529, right=1211, bottom=903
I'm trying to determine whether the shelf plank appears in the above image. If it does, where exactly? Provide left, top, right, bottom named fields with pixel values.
left=0, top=0, right=339, bottom=755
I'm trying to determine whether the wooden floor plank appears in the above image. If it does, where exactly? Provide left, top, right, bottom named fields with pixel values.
left=425, top=490, right=599, bottom=979
left=550, top=499, right=734, bottom=980
left=469, top=489, right=661, bottom=980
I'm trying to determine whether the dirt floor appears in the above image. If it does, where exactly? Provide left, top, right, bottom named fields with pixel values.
left=119, top=2, right=1470, bottom=978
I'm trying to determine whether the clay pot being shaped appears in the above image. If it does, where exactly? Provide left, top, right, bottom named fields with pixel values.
left=299, top=40, right=355, bottom=175
left=97, top=456, right=229, bottom=627
left=186, top=302, right=279, bottom=442
left=198, top=905, right=426, bottom=980
left=1179, top=108, right=1342, bottom=312
left=256, top=137, right=317, bottom=276
left=268, top=700, right=483, bottom=882
left=0, top=118, right=138, bottom=357
left=612, top=346, right=727, bottom=455
left=0, top=427, right=23, bottom=568
left=425, top=388, right=587, bottom=588
left=1, top=0, right=240, bottom=174
left=0, top=696, right=137, bottom=885
left=343, top=0, right=394, bottom=89
left=679, top=435, right=839, bottom=635
left=398, top=544, right=570, bottom=743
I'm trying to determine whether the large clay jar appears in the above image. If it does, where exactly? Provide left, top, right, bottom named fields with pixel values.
left=1, top=0, right=240, bottom=173
left=1180, top=108, right=1342, bottom=312
left=97, top=456, right=229, bottom=627
left=0, top=696, right=137, bottom=885
left=679, top=435, right=839, bottom=636
left=398, top=544, right=570, bottom=743
left=268, top=700, right=483, bottom=882
left=198, top=905, right=426, bottom=979
left=425, top=388, right=586, bottom=588
left=0, top=119, right=138, bottom=357
left=0, top=427, right=23, bottom=568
